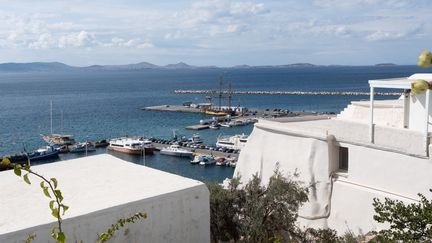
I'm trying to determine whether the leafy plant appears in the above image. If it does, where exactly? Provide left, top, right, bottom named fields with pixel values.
left=1, top=156, right=68, bottom=243
left=97, top=212, right=147, bottom=243
left=208, top=167, right=309, bottom=242
left=372, top=191, right=432, bottom=242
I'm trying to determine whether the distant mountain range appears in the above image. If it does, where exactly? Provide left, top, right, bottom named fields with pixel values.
left=0, top=61, right=401, bottom=72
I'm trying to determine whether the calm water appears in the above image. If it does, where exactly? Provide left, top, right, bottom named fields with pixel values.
left=0, top=66, right=424, bottom=182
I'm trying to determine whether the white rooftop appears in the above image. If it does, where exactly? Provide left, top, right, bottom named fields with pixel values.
left=369, top=73, right=432, bottom=89
left=0, top=154, right=209, bottom=242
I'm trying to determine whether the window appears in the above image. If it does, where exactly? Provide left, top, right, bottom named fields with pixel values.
left=338, top=146, right=349, bottom=172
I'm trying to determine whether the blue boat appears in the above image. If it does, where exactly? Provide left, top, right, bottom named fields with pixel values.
left=28, top=145, right=59, bottom=162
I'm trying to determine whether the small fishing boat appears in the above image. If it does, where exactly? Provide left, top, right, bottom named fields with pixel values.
left=190, top=155, right=203, bottom=164
left=219, top=123, right=231, bottom=128
left=215, top=157, right=227, bottom=166
left=95, top=139, right=109, bottom=148
left=199, top=155, right=216, bottom=166
left=209, top=122, right=220, bottom=130
left=160, top=144, right=193, bottom=157
left=53, top=144, right=69, bottom=153
left=189, top=134, right=203, bottom=144
left=28, top=145, right=59, bottom=161
left=69, top=142, right=96, bottom=153
left=226, top=157, right=237, bottom=167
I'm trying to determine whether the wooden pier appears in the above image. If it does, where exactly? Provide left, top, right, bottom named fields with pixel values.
left=174, top=90, right=402, bottom=96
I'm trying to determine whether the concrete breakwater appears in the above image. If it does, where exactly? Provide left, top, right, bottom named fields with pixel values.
left=174, top=90, right=402, bottom=96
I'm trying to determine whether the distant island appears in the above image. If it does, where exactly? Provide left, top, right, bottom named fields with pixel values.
left=0, top=61, right=403, bottom=72
left=375, top=63, right=398, bottom=66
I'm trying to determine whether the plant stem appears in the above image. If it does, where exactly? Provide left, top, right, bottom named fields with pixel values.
left=26, top=169, right=63, bottom=233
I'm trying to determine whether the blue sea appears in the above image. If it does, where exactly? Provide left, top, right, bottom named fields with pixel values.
left=0, top=65, right=425, bottom=182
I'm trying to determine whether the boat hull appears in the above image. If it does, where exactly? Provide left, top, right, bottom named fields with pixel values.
left=160, top=150, right=193, bottom=157
left=108, top=146, right=154, bottom=155
left=29, top=151, right=59, bottom=162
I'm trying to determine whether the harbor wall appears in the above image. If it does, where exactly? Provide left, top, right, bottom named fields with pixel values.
left=234, top=121, right=432, bottom=235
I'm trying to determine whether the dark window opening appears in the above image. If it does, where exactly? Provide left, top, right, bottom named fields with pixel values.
left=338, top=147, right=349, bottom=172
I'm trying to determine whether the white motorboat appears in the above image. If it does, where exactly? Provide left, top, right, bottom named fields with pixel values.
left=187, top=134, right=203, bottom=144
left=69, top=142, right=96, bottom=153
left=160, top=144, right=193, bottom=157
left=199, top=155, right=216, bottom=166
left=190, top=155, right=203, bottom=164
left=216, top=134, right=248, bottom=150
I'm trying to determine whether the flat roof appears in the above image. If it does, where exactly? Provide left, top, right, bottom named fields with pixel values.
left=369, top=73, right=432, bottom=89
left=0, top=154, right=205, bottom=234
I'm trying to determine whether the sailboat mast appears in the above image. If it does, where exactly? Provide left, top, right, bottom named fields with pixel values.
left=228, top=80, right=232, bottom=110
left=60, top=110, right=64, bottom=134
left=50, top=100, right=53, bottom=134
left=218, top=75, right=222, bottom=111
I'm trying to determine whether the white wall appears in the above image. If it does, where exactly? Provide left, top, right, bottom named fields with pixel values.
left=235, top=123, right=432, bottom=235
left=1, top=185, right=209, bottom=243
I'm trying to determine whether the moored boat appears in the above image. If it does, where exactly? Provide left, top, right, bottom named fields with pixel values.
left=28, top=145, right=59, bottom=161
left=215, top=157, right=226, bottom=166
left=95, top=139, right=109, bottom=148
left=69, top=142, right=96, bottom=153
left=199, top=155, right=216, bottom=166
left=108, top=137, right=154, bottom=155
left=42, top=134, right=76, bottom=145
left=216, top=134, right=248, bottom=150
left=160, top=144, right=193, bottom=157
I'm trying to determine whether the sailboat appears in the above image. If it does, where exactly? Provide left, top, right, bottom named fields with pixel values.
left=41, top=101, right=76, bottom=146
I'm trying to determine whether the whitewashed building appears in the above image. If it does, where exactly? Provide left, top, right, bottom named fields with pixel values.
left=234, top=73, right=432, bottom=234
left=0, top=154, right=209, bottom=243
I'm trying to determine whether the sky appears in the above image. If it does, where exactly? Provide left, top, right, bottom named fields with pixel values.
left=0, top=0, right=431, bottom=66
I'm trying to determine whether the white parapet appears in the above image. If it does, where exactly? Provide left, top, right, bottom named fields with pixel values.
left=0, top=154, right=210, bottom=243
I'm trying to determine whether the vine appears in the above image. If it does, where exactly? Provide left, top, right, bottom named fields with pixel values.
left=1, top=157, right=68, bottom=243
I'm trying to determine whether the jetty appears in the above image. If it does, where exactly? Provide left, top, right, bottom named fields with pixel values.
left=174, top=90, right=402, bottom=96
left=143, top=105, right=201, bottom=113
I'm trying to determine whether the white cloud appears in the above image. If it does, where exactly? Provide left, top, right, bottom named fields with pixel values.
left=58, top=31, right=95, bottom=48
left=0, top=0, right=430, bottom=65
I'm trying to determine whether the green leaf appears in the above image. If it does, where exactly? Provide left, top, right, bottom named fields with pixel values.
left=13, top=164, right=22, bottom=177
left=61, top=204, right=69, bottom=215
left=43, top=187, right=51, bottom=198
left=50, top=178, right=58, bottom=189
left=54, top=189, right=63, bottom=202
left=40, top=181, right=45, bottom=189
left=57, top=232, right=66, bottom=243
left=23, top=174, right=31, bottom=185
left=49, top=200, right=55, bottom=210
left=51, top=208, right=59, bottom=219
left=50, top=227, right=57, bottom=237
left=1, top=157, right=10, bottom=166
